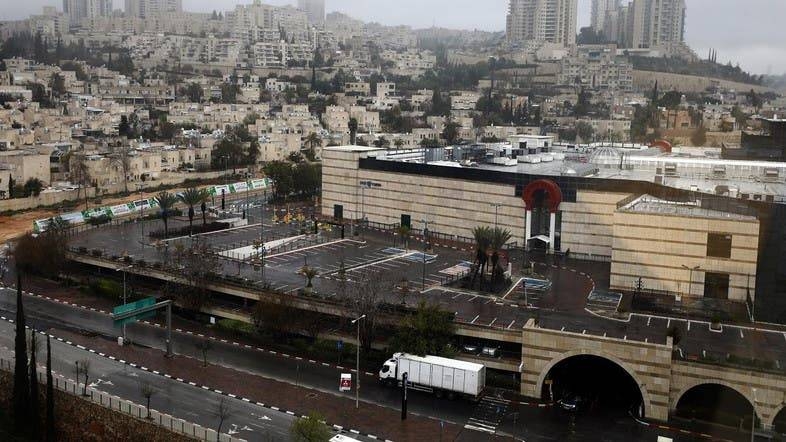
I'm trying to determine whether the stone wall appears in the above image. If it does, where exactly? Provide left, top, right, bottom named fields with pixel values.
left=560, top=190, right=629, bottom=258
left=670, top=360, right=786, bottom=430
left=633, top=70, right=773, bottom=94
left=610, top=209, right=759, bottom=300
left=520, top=320, right=673, bottom=422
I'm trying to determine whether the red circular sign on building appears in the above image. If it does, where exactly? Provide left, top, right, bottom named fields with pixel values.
left=522, top=179, right=563, bottom=213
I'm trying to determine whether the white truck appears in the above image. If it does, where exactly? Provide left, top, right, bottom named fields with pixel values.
left=379, top=352, right=486, bottom=400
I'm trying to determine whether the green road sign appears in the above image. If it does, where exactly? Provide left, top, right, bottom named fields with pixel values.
left=113, top=297, right=156, bottom=327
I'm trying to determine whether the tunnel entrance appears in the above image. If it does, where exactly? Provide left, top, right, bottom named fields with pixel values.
left=541, top=355, right=644, bottom=417
left=774, top=407, right=786, bottom=436
left=674, top=384, right=756, bottom=430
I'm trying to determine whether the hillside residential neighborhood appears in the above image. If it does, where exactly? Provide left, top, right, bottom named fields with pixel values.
left=0, top=1, right=785, bottom=442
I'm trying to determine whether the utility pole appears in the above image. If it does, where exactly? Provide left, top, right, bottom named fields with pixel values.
left=401, top=372, right=408, bottom=420
left=490, top=203, right=501, bottom=229
left=421, top=219, right=432, bottom=290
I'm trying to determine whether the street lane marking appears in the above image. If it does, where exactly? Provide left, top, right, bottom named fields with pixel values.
left=647, top=316, right=652, bottom=326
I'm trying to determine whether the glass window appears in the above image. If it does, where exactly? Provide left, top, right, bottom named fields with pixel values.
left=707, top=233, right=732, bottom=259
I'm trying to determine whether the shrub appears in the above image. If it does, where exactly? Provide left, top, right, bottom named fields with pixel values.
left=91, top=249, right=103, bottom=257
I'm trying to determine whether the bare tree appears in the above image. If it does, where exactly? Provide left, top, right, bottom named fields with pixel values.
left=252, top=293, right=299, bottom=341
left=195, top=339, right=212, bottom=367
left=215, top=396, right=231, bottom=436
left=170, top=237, right=221, bottom=311
left=345, top=270, right=392, bottom=352
left=110, top=144, right=133, bottom=194
left=69, top=153, right=92, bottom=210
left=78, top=359, right=90, bottom=396
left=140, top=382, right=155, bottom=419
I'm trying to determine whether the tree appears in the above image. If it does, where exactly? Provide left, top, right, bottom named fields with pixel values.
left=198, top=188, right=210, bottom=226
left=348, top=117, right=358, bottom=145
left=300, top=265, right=318, bottom=289
left=215, top=397, right=231, bottom=436
left=263, top=161, right=294, bottom=200
left=575, top=122, right=595, bottom=143
left=391, top=301, right=455, bottom=356
left=110, top=144, right=132, bottom=193
left=50, top=73, right=65, bottom=98
left=441, top=122, right=460, bottom=145
left=691, top=127, right=708, bottom=146
left=470, top=226, right=491, bottom=289
left=195, top=339, right=212, bottom=367
left=23, top=177, right=43, bottom=197
left=290, top=412, right=331, bottom=442
left=29, top=331, right=40, bottom=439
left=170, top=238, right=220, bottom=310
left=118, top=115, right=131, bottom=138
left=658, top=91, right=683, bottom=109
left=346, top=270, right=391, bottom=352
left=397, top=225, right=411, bottom=249
left=180, top=83, right=203, bottom=103
left=12, top=276, right=30, bottom=431
left=489, top=227, right=512, bottom=284
left=46, top=336, right=54, bottom=442
left=303, top=132, right=321, bottom=161
left=140, top=382, right=155, bottom=419
left=155, top=191, right=178, bottom=238
left=69, top=152, right=91, bottom=209
left=178, top=187, right=202, bottom=236
left=78, top=359, right=90, bottom=396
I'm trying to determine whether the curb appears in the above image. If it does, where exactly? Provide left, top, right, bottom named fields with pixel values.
left=628, top=412, right=734, bottom=442
left=0, top=313, right=388, bottom=442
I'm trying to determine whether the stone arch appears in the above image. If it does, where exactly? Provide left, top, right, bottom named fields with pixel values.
left=536, top=349, right=653, bottom=418
left=522, top=179, right=563, bottom=213
left=766, top=401, right=786, bottom=429
left=670, top=379, right=756, bottom=412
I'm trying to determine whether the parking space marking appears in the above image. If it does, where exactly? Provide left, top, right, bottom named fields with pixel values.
left=507, top=320, right=515, bottom=329
left=488, top=318, right=497, bottom=327
left=471, top=315, right=480, bottom=324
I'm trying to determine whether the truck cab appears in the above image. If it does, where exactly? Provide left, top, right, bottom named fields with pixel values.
left=379, top=356, right=398, bottom=386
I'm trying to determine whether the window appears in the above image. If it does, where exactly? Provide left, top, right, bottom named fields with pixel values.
left=707, top=233, right=732, bottom=259
left=704, top=272, right=730, bottom=300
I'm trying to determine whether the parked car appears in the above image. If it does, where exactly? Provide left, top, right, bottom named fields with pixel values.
left=557, top=394, right=587, bottom=412
left=462, top=344, right=480, bottom=355
left=481, top=346, right=499, bottom=358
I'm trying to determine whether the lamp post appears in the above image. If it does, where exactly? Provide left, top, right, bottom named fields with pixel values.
left=490, top=203, right=501, bottom=229
left=421, top=219, right=433, bottom=290
left=681, top=264, right=701, bottom=297
left=115, top=264, right=133, bottom=341
left=351, top=314, right=366, bottom=409
left=751, top=387, right=757, bottom=442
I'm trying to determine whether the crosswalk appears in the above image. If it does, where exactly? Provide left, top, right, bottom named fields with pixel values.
left=464, top=396, right=509, bottom=434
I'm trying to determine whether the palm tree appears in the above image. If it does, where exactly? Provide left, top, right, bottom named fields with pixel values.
left=178, top=187, right=202, bottom=236
left=490, top=227, right=512, bottom=284
left=198, top=188, right=211, bottom=226
left=348, top=118, right=358, bottom=145
left=303, top=132, right=322, bottom=160
left=300, top=265, right=318, bottom=293
left=470, top=226, right=492, bottom=288
left=156, top=191, right=178, bottom=239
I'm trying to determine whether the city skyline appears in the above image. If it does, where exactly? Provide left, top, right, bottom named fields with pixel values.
left=1, top=0, right=784, bottom=74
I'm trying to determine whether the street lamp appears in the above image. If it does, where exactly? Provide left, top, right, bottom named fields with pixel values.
left=680, top=265, right=701, bottom=297
left=751, top=387, right=757, bottom=442
left=490, top=203, right=501, bottom=229
left=351, top=314, right=366, bottom=409
left=115, top=264, right=134, bottom=341
left=421, top=219, right=433, bottom=290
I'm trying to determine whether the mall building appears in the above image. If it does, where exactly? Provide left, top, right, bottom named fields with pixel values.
left=321, top=143, right=786, bottom=323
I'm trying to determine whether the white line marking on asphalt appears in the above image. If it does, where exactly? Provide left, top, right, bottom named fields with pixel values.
left=560, top=326, right=565, bottom=331
left=687, top=321, right=691, bottom=331
left=489, top=318, right=497, bottom=327
left=647, top=316, right=652, bottom=326
left=507, top=320, right=515, bottom=329
left=470, top=315, right=480, bottom=324
left=740, top=329, right=744, bottom=338
left=624, top=335, right=627, bottom=340
left=667, top=318, right=671, bottom=328
left=582, top=330, right=586, bottom=334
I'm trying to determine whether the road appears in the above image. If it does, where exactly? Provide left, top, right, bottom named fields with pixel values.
left=0, top=286, right=478, bottom=427
left=0, top=318, right=295, bottom=442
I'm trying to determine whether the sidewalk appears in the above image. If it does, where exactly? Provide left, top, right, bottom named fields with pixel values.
left=50, top=327, right=509, bottom=442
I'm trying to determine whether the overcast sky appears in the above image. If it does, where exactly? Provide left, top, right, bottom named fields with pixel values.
left=4, top=0, right=786, bottom=74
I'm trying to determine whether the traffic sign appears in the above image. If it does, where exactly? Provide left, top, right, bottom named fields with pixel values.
left=340, top=373, right=352, bottom=392
left=113, top=297, right=156, bottom=327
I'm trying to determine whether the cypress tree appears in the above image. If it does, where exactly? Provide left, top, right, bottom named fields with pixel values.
left=12, top=273, right=30, bottom=430
left=46, top=335, right=55, bottom=442
left=29, top=331, right=39, bottom=439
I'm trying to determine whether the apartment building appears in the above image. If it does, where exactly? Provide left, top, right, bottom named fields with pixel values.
left=63, top=0, right=112, bottom=24
left=559, top=44, right=633, bottom=91
left=297, top=0, right=325, bottom=25
left=125, top=0, right=182, bottom=19
left=506, top=0, right=578, bottom=47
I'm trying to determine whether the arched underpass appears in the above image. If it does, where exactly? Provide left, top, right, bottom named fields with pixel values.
left=771, top=406, right=786, bottom=436
left=541, top=355, right=644, bottom=418
left=674, top=384, right=757, bottom=431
